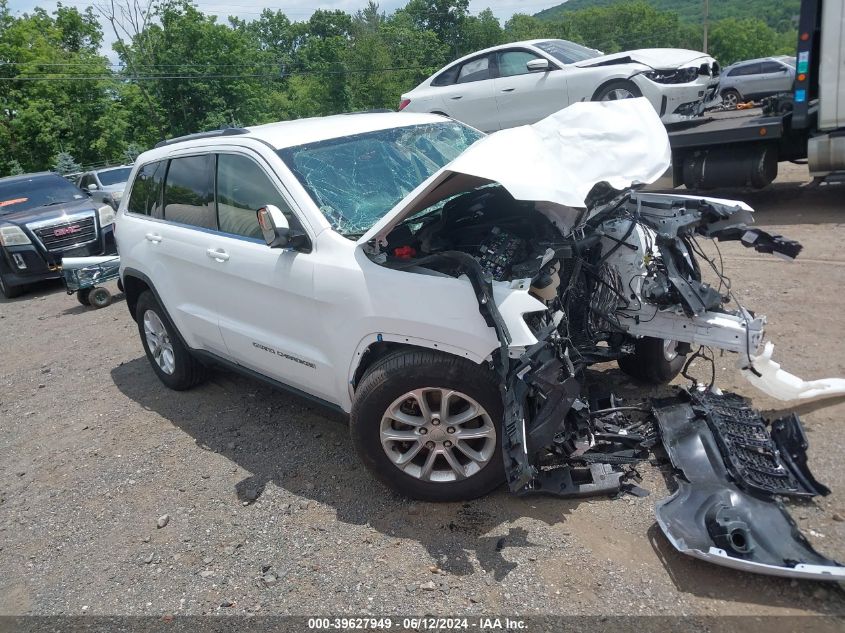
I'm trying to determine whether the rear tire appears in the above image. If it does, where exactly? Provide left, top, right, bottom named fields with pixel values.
left=618, top=337, right=685, bottom=384
left=135, top=290, right=208, bottom=390
left=351, top=349, right=504, bottom=501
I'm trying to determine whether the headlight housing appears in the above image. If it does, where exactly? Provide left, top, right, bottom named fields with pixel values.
left=644, top=67, right=699, bottom=84
left=98, top=204, right=116, bottom=227
left=0, top=224, right=32, bottom=246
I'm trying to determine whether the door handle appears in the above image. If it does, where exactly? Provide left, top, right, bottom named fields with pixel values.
left=145, top=233, right=162, bottom=243
left=500, top=88, right=515, bottom=92
left=450, top=95, right=463, bottom=100
left=206, top=248, right=229, bottom=262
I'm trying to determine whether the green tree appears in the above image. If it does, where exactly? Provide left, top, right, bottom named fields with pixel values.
left=403, top=0, right=469, bottom=57
left=53, top=151, right=81, bottom=175
left=463, top=8, right=503, bottom=54
left=708, top=18, right=792, bottom=65
left=0, top=1, right=122, bottom=173
left=7, top=159, right=23, bottom=176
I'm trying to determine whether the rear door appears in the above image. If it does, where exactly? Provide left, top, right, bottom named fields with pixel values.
left=440, top=54, right=500, bottom=132
left=151, top=153, right=229, bottom=354
left=493, top=48, right=567, bottom=128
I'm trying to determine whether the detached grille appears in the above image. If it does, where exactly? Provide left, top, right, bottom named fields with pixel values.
left=30, top=215, right=97, bottom=252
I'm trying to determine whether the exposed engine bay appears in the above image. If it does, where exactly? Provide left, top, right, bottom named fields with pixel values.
left=360, top=100, right=845, bottom=580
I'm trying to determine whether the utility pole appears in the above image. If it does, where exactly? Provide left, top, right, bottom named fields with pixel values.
left=702, top=0, right=709, bottom=53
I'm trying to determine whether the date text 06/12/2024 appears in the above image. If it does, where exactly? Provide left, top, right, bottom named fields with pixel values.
left=307, top=617, right=528, bottom=630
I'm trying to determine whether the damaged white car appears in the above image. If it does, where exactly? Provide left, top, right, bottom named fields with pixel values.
left=117, top=100, right=845, bottom=581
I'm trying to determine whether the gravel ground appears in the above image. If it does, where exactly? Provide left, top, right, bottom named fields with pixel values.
left=1, top=166, right=844, bottom=618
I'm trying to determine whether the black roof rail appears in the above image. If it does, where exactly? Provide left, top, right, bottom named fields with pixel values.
left=154, top=127, right=250, bottom=149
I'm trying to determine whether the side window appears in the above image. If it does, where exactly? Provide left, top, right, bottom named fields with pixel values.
left=498, top=50, right=542, bottom=78
left=163, top=155, right=216, bottom=229
left=127, top=161, right=165, bottom=217
left=736, top=63, right=762, bottom=76
left=761, top=61, right=785, bottom=73
left=457, top=56, right=490, bottom=84
left=216, top=153, right=296, bottom=240
left=431, top=64, right=459, bottom=87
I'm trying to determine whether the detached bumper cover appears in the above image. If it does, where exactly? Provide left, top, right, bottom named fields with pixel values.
left=654, top=393, right=845, bottom=581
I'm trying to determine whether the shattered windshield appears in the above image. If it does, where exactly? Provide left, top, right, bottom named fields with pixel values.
left=536, top=39, right=602, bottom=64
left=277, top=122, right=484, bottom=237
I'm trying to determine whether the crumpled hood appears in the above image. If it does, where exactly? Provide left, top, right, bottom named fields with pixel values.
left=358, top=98, right=670, bottom=246
left=575, top=48, right=712, bottom=69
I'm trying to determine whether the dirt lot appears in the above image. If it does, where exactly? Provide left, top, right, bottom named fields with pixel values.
left=1, top=166, right=844, bottom=619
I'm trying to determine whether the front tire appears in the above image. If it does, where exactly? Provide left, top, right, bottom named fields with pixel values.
left=721, top=89, right=741, bottom=108
left=618, top=337, right=685, bottom=384
left=135, top=290, right=208, bottom=390
left=0, top=267, right=24, bottom=299
left=594, top=80, right=643, bottom=102
left=351, top=349, right=504, bottom=502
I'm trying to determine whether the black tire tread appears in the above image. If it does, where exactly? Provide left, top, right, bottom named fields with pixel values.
left=135, top=290, right=208, bottom=390
left=618, top=337, right=684, bottom=384
left=351, top=348, right=503, bottom=502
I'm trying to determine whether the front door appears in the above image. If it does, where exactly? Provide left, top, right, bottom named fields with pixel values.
left=208, top=151, right=336, bottom=403
left=493, top=49, right=568, bottom=128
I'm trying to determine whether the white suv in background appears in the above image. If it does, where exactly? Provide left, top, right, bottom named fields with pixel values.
left=116, top=103, right=825, bottom=504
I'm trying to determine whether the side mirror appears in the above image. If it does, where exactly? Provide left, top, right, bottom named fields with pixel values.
left=87, top=183, right=99, bottom=191
left=527, top=58, right=550, bottom=73
left=257, top=204, right=311, bottom=252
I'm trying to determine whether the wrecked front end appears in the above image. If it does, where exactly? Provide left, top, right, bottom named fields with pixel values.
left=362, top=99, right=845, bottom=580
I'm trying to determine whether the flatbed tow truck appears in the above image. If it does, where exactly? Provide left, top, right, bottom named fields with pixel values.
left=667, top=0, right=844, bottom=189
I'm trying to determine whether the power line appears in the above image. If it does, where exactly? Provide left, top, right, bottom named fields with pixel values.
left=0, top=65, right=435, bottom=81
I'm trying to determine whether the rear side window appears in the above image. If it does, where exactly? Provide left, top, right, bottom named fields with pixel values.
left=729, top=63, right=762, bottom=77
left=127, top=161, right=165, bottom=217
left=163, top=155, right=216, bottom=229
left=761, top=61, right=786, bottom=73
left=431, top=64, right=459, bottom=86
left=457, top=56, right=490, bottom=83
left=216, top=154, right=295, bottom=239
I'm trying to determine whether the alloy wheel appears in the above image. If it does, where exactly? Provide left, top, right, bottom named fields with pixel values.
left=143, top=309, right=176, bottom=375
left=601, top=88, right=636, bottom=101
left=379, top=387, right=496, bottom=483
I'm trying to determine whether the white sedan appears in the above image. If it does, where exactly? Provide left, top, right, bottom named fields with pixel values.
left=400, top=39, right=721, bottom=130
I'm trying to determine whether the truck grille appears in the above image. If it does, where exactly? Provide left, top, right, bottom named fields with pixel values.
left=30, top=215, right=97, bottom=252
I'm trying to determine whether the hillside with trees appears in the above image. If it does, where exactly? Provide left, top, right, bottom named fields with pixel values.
left=0, top=0, right=798, bottom=176
left=535, top=0, right=801, bottom=32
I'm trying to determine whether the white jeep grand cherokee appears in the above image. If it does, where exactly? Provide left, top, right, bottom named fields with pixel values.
left=117, top=100, right=842, bottom=505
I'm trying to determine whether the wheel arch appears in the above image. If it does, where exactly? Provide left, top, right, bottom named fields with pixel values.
left=347, top=334, right=493, bottom=399
left=590, top=77, right=642, bottom=101
left=121, top=267, right=193, bottom=350
left=121, top=269, right=151, bottom=322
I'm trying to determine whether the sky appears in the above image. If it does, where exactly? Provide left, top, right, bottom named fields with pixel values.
left=9, top=0, right=564, bottom=61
